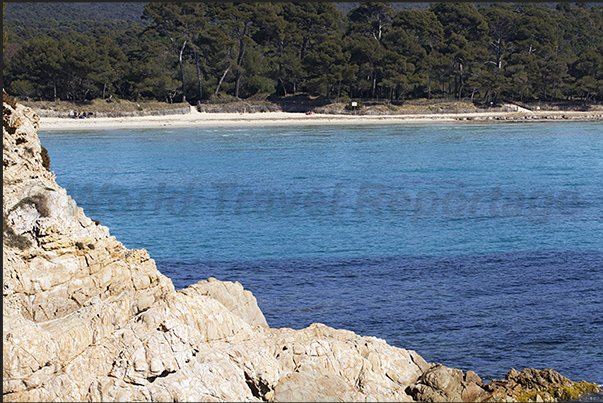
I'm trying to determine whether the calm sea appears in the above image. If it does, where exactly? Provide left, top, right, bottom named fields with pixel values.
left=38, top=121, right=602, bottom=385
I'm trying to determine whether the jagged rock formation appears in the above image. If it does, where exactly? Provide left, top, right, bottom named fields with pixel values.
left=3, top=97, right=601, bottom=402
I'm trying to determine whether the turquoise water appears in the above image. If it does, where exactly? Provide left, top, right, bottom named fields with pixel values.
left=39, top=121, right=603, bottom=383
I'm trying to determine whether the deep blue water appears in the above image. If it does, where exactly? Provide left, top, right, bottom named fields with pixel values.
left=39, top=122, right=602, bottom=384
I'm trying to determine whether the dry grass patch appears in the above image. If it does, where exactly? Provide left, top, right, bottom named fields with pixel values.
left=21, top=99, right=189, bottom=114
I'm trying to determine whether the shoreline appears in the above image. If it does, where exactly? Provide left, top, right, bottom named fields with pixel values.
left=37, top=108, right=603, bottom=131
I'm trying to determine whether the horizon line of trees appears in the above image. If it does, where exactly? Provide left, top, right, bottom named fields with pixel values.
left=3, top=2, right=603, bottom=105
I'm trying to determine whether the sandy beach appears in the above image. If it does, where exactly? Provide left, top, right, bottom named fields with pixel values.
left=38, top=107, right=603, bottom=131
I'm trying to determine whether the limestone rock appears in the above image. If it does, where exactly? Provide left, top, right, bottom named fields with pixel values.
left=181, top=277, right=268, bottom=328
left=406, top=363, right=487, bottom=402
left=507, top=367, right=573, bottom=390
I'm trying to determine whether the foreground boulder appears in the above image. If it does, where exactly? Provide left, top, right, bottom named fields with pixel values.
left=406, top=366, right=601, bottom=403
left=3, top=96, right=600, bottom=402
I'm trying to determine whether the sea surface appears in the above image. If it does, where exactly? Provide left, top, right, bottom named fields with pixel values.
left=38, top=121, right=603, bottom=385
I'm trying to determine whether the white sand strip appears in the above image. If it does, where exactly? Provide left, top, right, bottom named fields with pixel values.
left=37, top=109, right=602, bottom=131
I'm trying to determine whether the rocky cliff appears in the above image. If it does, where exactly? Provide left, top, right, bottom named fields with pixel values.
left=3, top=96, right=601, bottom=402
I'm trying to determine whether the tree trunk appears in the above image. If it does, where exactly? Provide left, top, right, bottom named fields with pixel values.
left=178, top=40, right=187, bottom=104
left=397, top=85, right=407, bottom=102
left=195, top=50, right=203, bottom=102
left=278, top=61, right=287, bottom=97
left=453, top=76, right=457, bottom=98
left=458, top=62, right=464, bottom=100
left=494, top=38, right=503, bottom=69
left=215, top=65, right=231, bottom=96
left=371, top=67, right=377, bottom=98
left=53, top=76, right=57, bottom=101
left=102, top=82, right=106, bottom=100
left=71, top=75, right=76, bottom=102
left=234, top=40, right=247, bottom=99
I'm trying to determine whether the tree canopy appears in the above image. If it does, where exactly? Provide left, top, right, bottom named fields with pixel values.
left=4, top=2, right=603, bottom=104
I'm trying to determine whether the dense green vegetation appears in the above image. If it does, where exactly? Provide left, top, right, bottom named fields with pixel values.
left=3, top=2, right=603, bottom=105
left=4, top=2, right=145, bottom=23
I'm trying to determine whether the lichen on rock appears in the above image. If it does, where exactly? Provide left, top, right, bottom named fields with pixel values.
left=3, top=97, right=601, bottom=402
